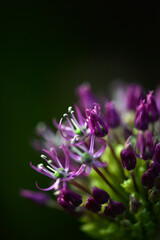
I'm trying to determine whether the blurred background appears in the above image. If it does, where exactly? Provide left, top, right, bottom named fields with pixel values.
left=1, top=3, right=160, bottom=240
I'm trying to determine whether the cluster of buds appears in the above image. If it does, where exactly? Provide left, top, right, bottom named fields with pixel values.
left=22, top=83, right=160, bottom=240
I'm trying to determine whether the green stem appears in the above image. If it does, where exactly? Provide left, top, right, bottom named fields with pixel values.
left=106, top=139, right=125, bottom=178
left=131, top=171, right=139, bottom=192
left=69, top=179, right=92, bottom=196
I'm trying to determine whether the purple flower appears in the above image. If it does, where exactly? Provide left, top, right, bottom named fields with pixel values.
left=85, top=197, right=101, bottom=213
left=154, top=143, right=160, bottom=165
left=135, top=100, right=149, bottom=131
left=86, top=103, right=108, bottom=137
left=126, top=84, right=145, bottom=111
left=104, top=199, right=126, bottom=218
left=141, top=168, right=156, bottom=188
left=105, top=102, right=120, bottom=128
left=92, top=187, right=110, bottom=204
left=68, top=134, right=107, bottom=174
left=20, top=189, right=50, bottom=206
left=30, top=145, right=86, bottom=191
left=146, top=91, right=159, bottom=122
left=59, top=106, right=90, bottom=145
left=76, top=83, right=96, bottom=111
left=120, top=148, right=137, bottom=171
left=137, top=130, right=154, bottom=160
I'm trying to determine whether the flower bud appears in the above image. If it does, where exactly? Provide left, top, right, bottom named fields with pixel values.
left=86, top=103, right=108, bottom=137
left=126, top=84, right=145, bottom=111
left=141, top=169, right=156, bottom=188
left=85, top=197, right=101, bottom=213
left=155, top=86, right=160, bottom=114
left=105, top=102, right=120, bottom=128
left=61, top=190, right=82, bottom=207
left=137, top=131, right=154, bottom=160
left=104, top=199, right=126, bottom=218
left=129, top=196, right=141, bottom=213
left=20, top=190, right=50, bottom=206
left=147, top=91, right=159, bottom=122
left=148, top=186, right=160, bottom=202
left=57, top=197, right=75, bottom=212
left=135, top=100, right=149, bottom=131
left=120, top=149, right=137, bottom=171
left=92, top=187, right=110, bottom=204
left=154, top=143, right=160, bottom=165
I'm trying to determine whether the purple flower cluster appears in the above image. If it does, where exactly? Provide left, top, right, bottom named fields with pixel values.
left=21, top=82, right=160, bottom=221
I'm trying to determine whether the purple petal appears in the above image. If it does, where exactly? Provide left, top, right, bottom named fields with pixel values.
left=74, top=104, right=85, bottom=126
left=94, top=139, right=106, bottom=158
left=89, top=134, right=95, bottom=154
left=73, top=164, right=86, bottom=177
left=61, top=145, right=70, bottom=171
left=36, top=180, right=60, bottom=191
left=69, top=151, right=81, bottom=162
left=94, top=160, right=107, bottom=168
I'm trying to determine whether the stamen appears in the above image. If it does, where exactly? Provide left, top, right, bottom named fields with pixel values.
left=63, top=113, right=68, bottom=118
left=72, top=146, right=84, bottom=157
left=71, top=118, right=79, bottom=129
left=47, top=165, right=56, bottom=173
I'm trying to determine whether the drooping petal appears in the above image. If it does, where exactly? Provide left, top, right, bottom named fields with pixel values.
left=36, top=179, right=60, bottom=191
left=72, top=164, right=86, bottom=177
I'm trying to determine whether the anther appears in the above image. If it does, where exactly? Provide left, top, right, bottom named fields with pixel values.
left=68, top=106, right=73, bottom=113
left=47, top=160, right=52, bottom=164
left=38, top=163, right=43, bottom=169
left=41, top=154, right=47, bottom=160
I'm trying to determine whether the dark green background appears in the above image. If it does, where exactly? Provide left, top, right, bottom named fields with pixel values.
left=1, top=3, right=160, bottom=240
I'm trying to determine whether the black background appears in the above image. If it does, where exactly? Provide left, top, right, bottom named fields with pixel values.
left=1, top=3, right=160, bottom=240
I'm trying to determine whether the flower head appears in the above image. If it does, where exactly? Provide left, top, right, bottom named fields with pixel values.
left=59, top=106, right=90, bottom=145
left=30, top=146, right=85, bottom=191
left=68, top=134, right=107, bottom=174
left=23, top=83, right=160, bottom=240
